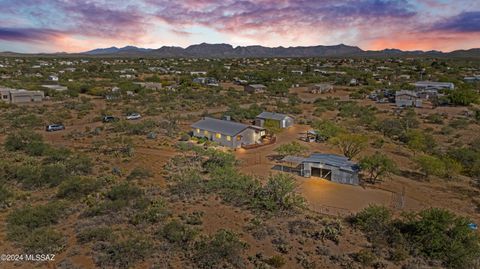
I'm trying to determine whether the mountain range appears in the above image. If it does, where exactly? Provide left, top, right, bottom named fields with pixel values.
left=2, top=43, right=480, bottom=58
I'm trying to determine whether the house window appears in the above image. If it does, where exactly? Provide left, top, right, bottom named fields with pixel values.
left=2, top=95, right=8, bottom=99
left=226, top=136, right=231, bottom=141
left=215, top=133, right=221, bottom=139
left=196, top=128, right=200, bottom=133
left=204, top=130, right=209, bottom=135
left=236, top=135, right=242, bottom=141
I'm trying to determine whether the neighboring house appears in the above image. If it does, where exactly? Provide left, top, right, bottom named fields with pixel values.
left=41, top=84, right=68, bottom=92
left=414, top=81, right=454, bottom=91
left=255, top=112, right=294, bottom=129
left=281, top=153, right=360, bottom=185
left=191, top=117, right=266, bottom=148
left=291, top=70, right=303, bottom=75
left=134, top=82, right=163, bottom=90
left=190, top=71, right=207, bottom=76
left=0, top=88, right=44, bottom=103
left=192, top=77, right=219, bottom=87
left=244, top=84, right=267, bottom=93
left=395, top=90, right=422, bottom=107
left=308, top=83, right=333, bottom=94
left=464, top=75, right=480, bottom=83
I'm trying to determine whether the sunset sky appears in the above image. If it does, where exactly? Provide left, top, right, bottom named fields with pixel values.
left=0, top=0, right=479, bottom=53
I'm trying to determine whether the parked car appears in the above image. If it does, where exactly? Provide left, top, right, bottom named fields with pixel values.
left=102, top=115, right=119, bottom=123
left=46, top=124, right=65, bottom=132
left=126, top=113, right=141, bottom=120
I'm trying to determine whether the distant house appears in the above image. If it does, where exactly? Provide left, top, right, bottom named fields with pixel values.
left=134, top=82, right=163, bottom=90
left=190, top=71, right=207, bottom=76
left=0, top=88, right=44, bottom=104
left=48, top=75, right=59, bottom=81
left=192, top=77, right=219, bottom=87
left=414, top=81, right=454, bottom=91
left=308, top=83, right=333, bottom=94
left=349, top=78, right=358, bottom=86
left=464, top=75, right=480, bottom=83
left=281, top=153, right=360, bottom=185
left=255, top=112, right=294, bottom=129
left=395, top=90, right=422, bottom=107
left=291, top=70, right=303, bottom=75
left=244, top=84, right=267, bottom=94
left=191, top=117, right=266, bottom=148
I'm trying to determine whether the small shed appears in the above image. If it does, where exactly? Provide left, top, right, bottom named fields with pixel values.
left=255, top=112, right=294, bottom=129
left=281, top=153, right=360, bottom=185
left=244, top=84, right=267, bottom=94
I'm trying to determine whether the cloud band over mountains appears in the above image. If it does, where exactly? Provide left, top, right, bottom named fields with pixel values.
left=0, top=0, right=479, bottom=52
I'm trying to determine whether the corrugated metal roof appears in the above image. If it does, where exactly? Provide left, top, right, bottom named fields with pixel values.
left=191, top=117, right=249, bottom=136
left=303, top=153, right=360, bottom=173
left=281, top=156, right=306, bottom=164
left=256, top=111, right=289, bottom=121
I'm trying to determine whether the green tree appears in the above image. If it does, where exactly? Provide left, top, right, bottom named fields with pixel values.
left=311, top=119, right=344, bottom=141
left=359, top=154, right=397, bottom=184
left=415, top=155, right=446, bottom=179
left=330, top=133, right=368, bottom=159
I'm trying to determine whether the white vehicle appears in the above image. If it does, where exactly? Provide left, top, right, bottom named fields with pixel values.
left=126, top=113, right=141, bottom=120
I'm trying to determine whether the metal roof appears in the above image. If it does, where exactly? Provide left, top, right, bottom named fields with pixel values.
left=303, top=153, right=360, bottom=173
left=248, top=84, right=266, bottom=88
left=256, top=111, right=290, bottom=121
left=191, top=117, right=249, bottom=136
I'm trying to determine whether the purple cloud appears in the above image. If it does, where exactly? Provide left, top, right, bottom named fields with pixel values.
left=432, top=11, right=480, bottom=32
left=0, top=27, right=62, bottom=42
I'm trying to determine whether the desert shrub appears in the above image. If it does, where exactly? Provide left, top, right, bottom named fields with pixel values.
left=85, top=183, right=143, bottom=217
left=274, top=141, right=308, bottom=156
left=94, top=235, right=153, bottom=269
left=354, top=206, right=480, bottom=268
left=208, top=167, right=260, bottom=206
left=41, top=163, right=68, bottom=186
left=377, top=119, right=405, bottom=140
left=449, top=118, right=470, bottom=129
left=253, top=174, right=305, bottom=213
left=131, top=199, right=170, bottom=225
left=77, top=226, right=116, bottom=244
left=4, top=130, right=47, bottom=155
left=127, top=167, right=153, bottom=180
left=7, top=201, right=67, bottom=244
left=415, top=155, right=446, bottom=178
left=202, top=149, right=236, bottom=172
left=352, top=205, right=393, bottom=244
left=264, top=255, right=286, bottom=268
left=107, top=183, right=143, bottom=201
left=425, top=113, right=444, bottom=124
left=170, top=169, right=205, bottom=198
left=193, top=229, right=248, bottom=269
left=353, top=249, right=377, bottom=266
left=404, top=130, right=437, bottom=155
left=12, top=163, right=42, bottom=189
left=320, top=219, right=343, bottom=244
left=66, top=154, right=93, bottom=175
left=22, top=227, right=65, bottom=253
left=159, top=220, right=198, bottom=246
left=400, top=208, right=480, bottom=268
left=57, top=177, right=102, bottom=200
left=0, top=184, right=13, bottom=207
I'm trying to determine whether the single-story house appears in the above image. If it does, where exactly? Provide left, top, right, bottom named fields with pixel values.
left=0, top=88, right=44, bottom=103
left=414, top=81, right=454, bottom=91
left=192, top=77, right=219, bottom=87
left=395, top=90, right=422, bottom=108
left=281, top=153, right=360, bottom=185
left=191, top=117, right=266, bottom=148
left=308, top=83, right=333, bottom=94
left=244, top=84, right=267, bottom=94
left=255, top=112, right=294, bottom=129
